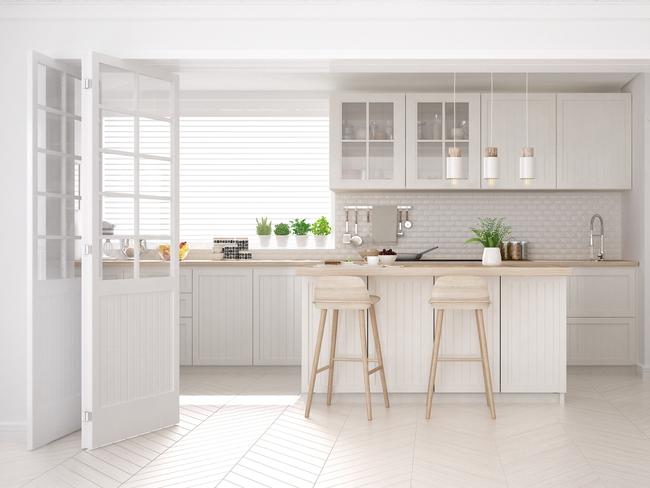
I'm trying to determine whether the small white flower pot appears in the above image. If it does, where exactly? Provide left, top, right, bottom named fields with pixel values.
left=275, top=235, right=289, bottom=247
left=313, top=235, right=329, bottom=247
left=257, top=235, right=271, bottom=247
left=295, top=235, right=309, bottom=248
left=482, top=247, right=502, bottom=266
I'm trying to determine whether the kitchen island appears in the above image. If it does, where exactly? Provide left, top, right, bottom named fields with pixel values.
left=297, top=262, right=572, bottom=400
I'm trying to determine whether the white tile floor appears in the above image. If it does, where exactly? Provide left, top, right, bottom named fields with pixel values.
left=2, top=366, right=650, bottom=487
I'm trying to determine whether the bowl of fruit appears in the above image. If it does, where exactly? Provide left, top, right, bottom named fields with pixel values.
left=379, top=248, right=397, bottom=265
left=159, top=241, right=189, bottom=261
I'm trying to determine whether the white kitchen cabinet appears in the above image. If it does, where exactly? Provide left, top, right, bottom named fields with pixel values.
left=501, top=276, right=566, bottom=393
left=557, top=93, right=631, bottom=189
left=179, top=318, right=193, bottom=366
left=435, top=277, right=500, bottom=393
left=567, top=267, right=636, bottom=365
left=193, top=267, right=253, bottom=365
left=330, top=93, right=405, bottom=190
left=480, top=93, right=556, bottom=189
left=253, top=268, right=301, bottom=365
left=405, top=93, right=480, bottom=189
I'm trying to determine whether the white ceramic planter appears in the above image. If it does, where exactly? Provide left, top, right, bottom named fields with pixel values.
left=257, top=235, right=271, bottom=247
left=313, top=235, right=329, bottom=247
left=482, top=247, right=502, bottom=266
left=295, top=235, right=309, bottom=247
left=275, top=235, right=289, bottom=247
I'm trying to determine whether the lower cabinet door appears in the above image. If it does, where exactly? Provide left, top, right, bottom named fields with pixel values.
left=568, top=317, right=636, bottom=365
left=193, top=267, right=253, bottom=365
left=253, top=268, right=301, bottom=365
left=179, top=318, right=193, bottom=366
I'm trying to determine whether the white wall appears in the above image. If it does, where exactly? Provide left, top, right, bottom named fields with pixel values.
left=623, top=74, right=650, bottom=371
left=2, top=1, right=650, bottom=435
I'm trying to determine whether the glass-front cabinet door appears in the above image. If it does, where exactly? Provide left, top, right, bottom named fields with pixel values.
left=330, top=94, right=405, bottom=189
left=405, top=94, right=480, bottom=189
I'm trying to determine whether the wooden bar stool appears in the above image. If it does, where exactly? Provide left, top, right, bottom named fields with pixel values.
left=305, top=276, right=389, bottom=421
left=426, top=275, right=496, bottom=419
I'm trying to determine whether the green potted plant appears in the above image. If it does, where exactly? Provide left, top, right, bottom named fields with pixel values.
left=311, top=216, right=331, bottom=247
left=274, top=222, right=290, bottom=247
left=465, top=217, right=511, bottom=266
left=256, top=217, right=272, bottom=247
left=290, top=218, right=311, bottom=247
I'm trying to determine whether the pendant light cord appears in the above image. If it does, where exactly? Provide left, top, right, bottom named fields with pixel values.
left=453, top=72, right=456, bottom=147
left=490, top=72, right=493, bottom=147
left=525, top=72, right=529, bottom=148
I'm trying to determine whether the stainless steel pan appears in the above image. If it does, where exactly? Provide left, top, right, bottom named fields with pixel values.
left=396, top=246, right=439, bottom=261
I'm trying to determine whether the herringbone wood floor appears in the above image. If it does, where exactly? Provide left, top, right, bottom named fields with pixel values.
left=3, top=366, right=650, bottom=488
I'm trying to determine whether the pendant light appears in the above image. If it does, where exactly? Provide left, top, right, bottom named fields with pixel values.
left=520, top=72, right=535, bottom=181
left=446, top=72, right=467, bottom=180
left=483, top=72, right=499, bottom=184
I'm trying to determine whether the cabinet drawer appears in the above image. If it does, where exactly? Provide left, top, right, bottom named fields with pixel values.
left=180, top=318, right=193, bottom=366
left=568, top=268, right=635, bottom=318
left=180, top=293, right=193, bottom=317
left=568, top=318, right=636, bottom=365
left=180, top=268, right=192, bottom=293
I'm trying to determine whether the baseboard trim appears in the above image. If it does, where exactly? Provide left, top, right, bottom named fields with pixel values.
left=0, top=422, right=26, bottom=432
left=636, top=364, right=650, bottom=377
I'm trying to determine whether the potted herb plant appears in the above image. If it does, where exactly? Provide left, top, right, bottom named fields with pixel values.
left=465, top=217, right=511, bottom=266
left=274, top=222, right=290, bottom=247
left=290, top=218, right=311, bottom=247
left=256, top=217, right=272, bottom=247
left=311, top=216, right=331, bottom=247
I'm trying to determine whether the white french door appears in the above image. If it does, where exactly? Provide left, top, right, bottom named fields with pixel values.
left=27, top=52, right=83, bottom=450
left=81, top=53, right=179, bottom=449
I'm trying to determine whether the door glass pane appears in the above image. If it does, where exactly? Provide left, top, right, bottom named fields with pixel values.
left=101, top=196, right=134, bottom=235
left=38, top=111, right=63, bottom=151
left=66, top=75, right=81, bottom=116
left=37, top=153, right=63, bottom=194
left=417, top=102, right=443, bottom=140
left=341, top=142, right=366, bottom=180
left=142, top=239, right=171, bottom=278
left=37, top=196, right=63, bottom=235
left=101, top=153, right=134, bottom=194
left=140, top=158, right=170, bottom=197
left=140, top=118, right=170, bottom=157
left=139, top=75, right=172, bottom=118
left=140, top=198, right=170, bottom=235
left=45, top=66, right=63, bottom=110
left=417, top=142, right=443, bottom=179
left=101, top=110, right=135, bottom=153
left=66, top=117, right=82, bottom=157
left=369, top=103, right=394, bottom=141
left=100, top=64, right=135, bottom=112
left=445, top=102, right=470, bottom=140
left=342, top=103, right=366, bottom=140
left=369, top=142, right=394, bottom=180
left=64, top=198, right=76, bottom=237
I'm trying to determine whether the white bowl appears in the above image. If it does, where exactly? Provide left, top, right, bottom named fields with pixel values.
left=379, top=255, right=397, bottom=265
left=367, top=256, right=380, bottom=266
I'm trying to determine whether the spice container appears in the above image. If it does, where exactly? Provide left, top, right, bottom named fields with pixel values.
left=509, top=241, right=523, bottom=261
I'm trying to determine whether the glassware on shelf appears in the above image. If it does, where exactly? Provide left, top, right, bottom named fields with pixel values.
left=369, top=121, right=377, bottom=140
left=432, top=113, right=442, bottom=140
left=385, top=119, right=393, bottom=140
left=342, top=120, right=354, bottom=139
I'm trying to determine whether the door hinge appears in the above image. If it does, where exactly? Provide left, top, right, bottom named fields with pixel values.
left=83, top=244, right=92, bottom=255
left=83, top=79, right=92, bottom=89
left=82, top=411, right=93, bottom=422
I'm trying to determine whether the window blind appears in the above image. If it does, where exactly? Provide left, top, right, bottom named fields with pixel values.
left=179, top=100, right=331, bottom=244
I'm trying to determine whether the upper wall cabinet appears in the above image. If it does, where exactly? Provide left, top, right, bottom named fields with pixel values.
left=557, top=93, right=631, bottom=190
left=330, top=93, right=405, bottom=190
left=480, top=93, right=556, bottom=189
left=405, top=94, right=481, bottom=189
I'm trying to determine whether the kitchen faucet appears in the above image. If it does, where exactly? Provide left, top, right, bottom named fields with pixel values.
left=590, top=214, right=605, bottom=261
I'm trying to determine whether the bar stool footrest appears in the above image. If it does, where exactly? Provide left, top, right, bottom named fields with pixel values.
left=438, top=355, right=482, bottom=362
left=316, top=365, right=330, bottom=374
left=368, top=366, right=384, bottom=375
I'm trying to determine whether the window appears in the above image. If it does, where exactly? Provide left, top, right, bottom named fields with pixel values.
left=179, top=98, right=331, bottom=245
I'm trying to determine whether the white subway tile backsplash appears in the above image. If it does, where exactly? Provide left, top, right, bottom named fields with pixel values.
left=334, top=191, right=622, bottom=260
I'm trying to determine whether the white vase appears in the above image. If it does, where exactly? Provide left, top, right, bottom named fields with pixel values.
left=482, top=247, right=502, bottom=266
left=313, top=235, right=329, bottom=247
left=295, top=235, right=309, bottom=248
left=257, top=235, right=271, bottom=247
left=275, top=235, right=289, bottom=247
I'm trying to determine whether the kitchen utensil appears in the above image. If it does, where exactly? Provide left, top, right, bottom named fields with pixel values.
left=403, top=210, right=413, bottom=229
left=350, top=210, right=363, bottom=247
left=342, top=210, right=351, bottom=244
left=397, top=210, right=404, bottom=237
left=395, top=246, right=439, bottom=261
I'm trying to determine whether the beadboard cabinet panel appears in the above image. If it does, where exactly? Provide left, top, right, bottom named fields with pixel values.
left=568, top=318, right=636, bottom=365
left=367, top=276, right=434, bottom=392
left=253, top=268, right=301, bottom=366
left=480, top=93, right=556, bottom=189
left=557, top=93, right=631, bottom=190
left=179, top=318, right=193, bottom=366
left=501, top=276, right=567, bottom=393
left=193, top=267, right=253, bottom=365
left=435, top=277, right=501, bottom=393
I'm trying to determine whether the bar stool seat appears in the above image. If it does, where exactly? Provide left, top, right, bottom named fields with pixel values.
left=426, top=275, right=496, bottom=419
left=305, top=276, right=389, bottom=421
